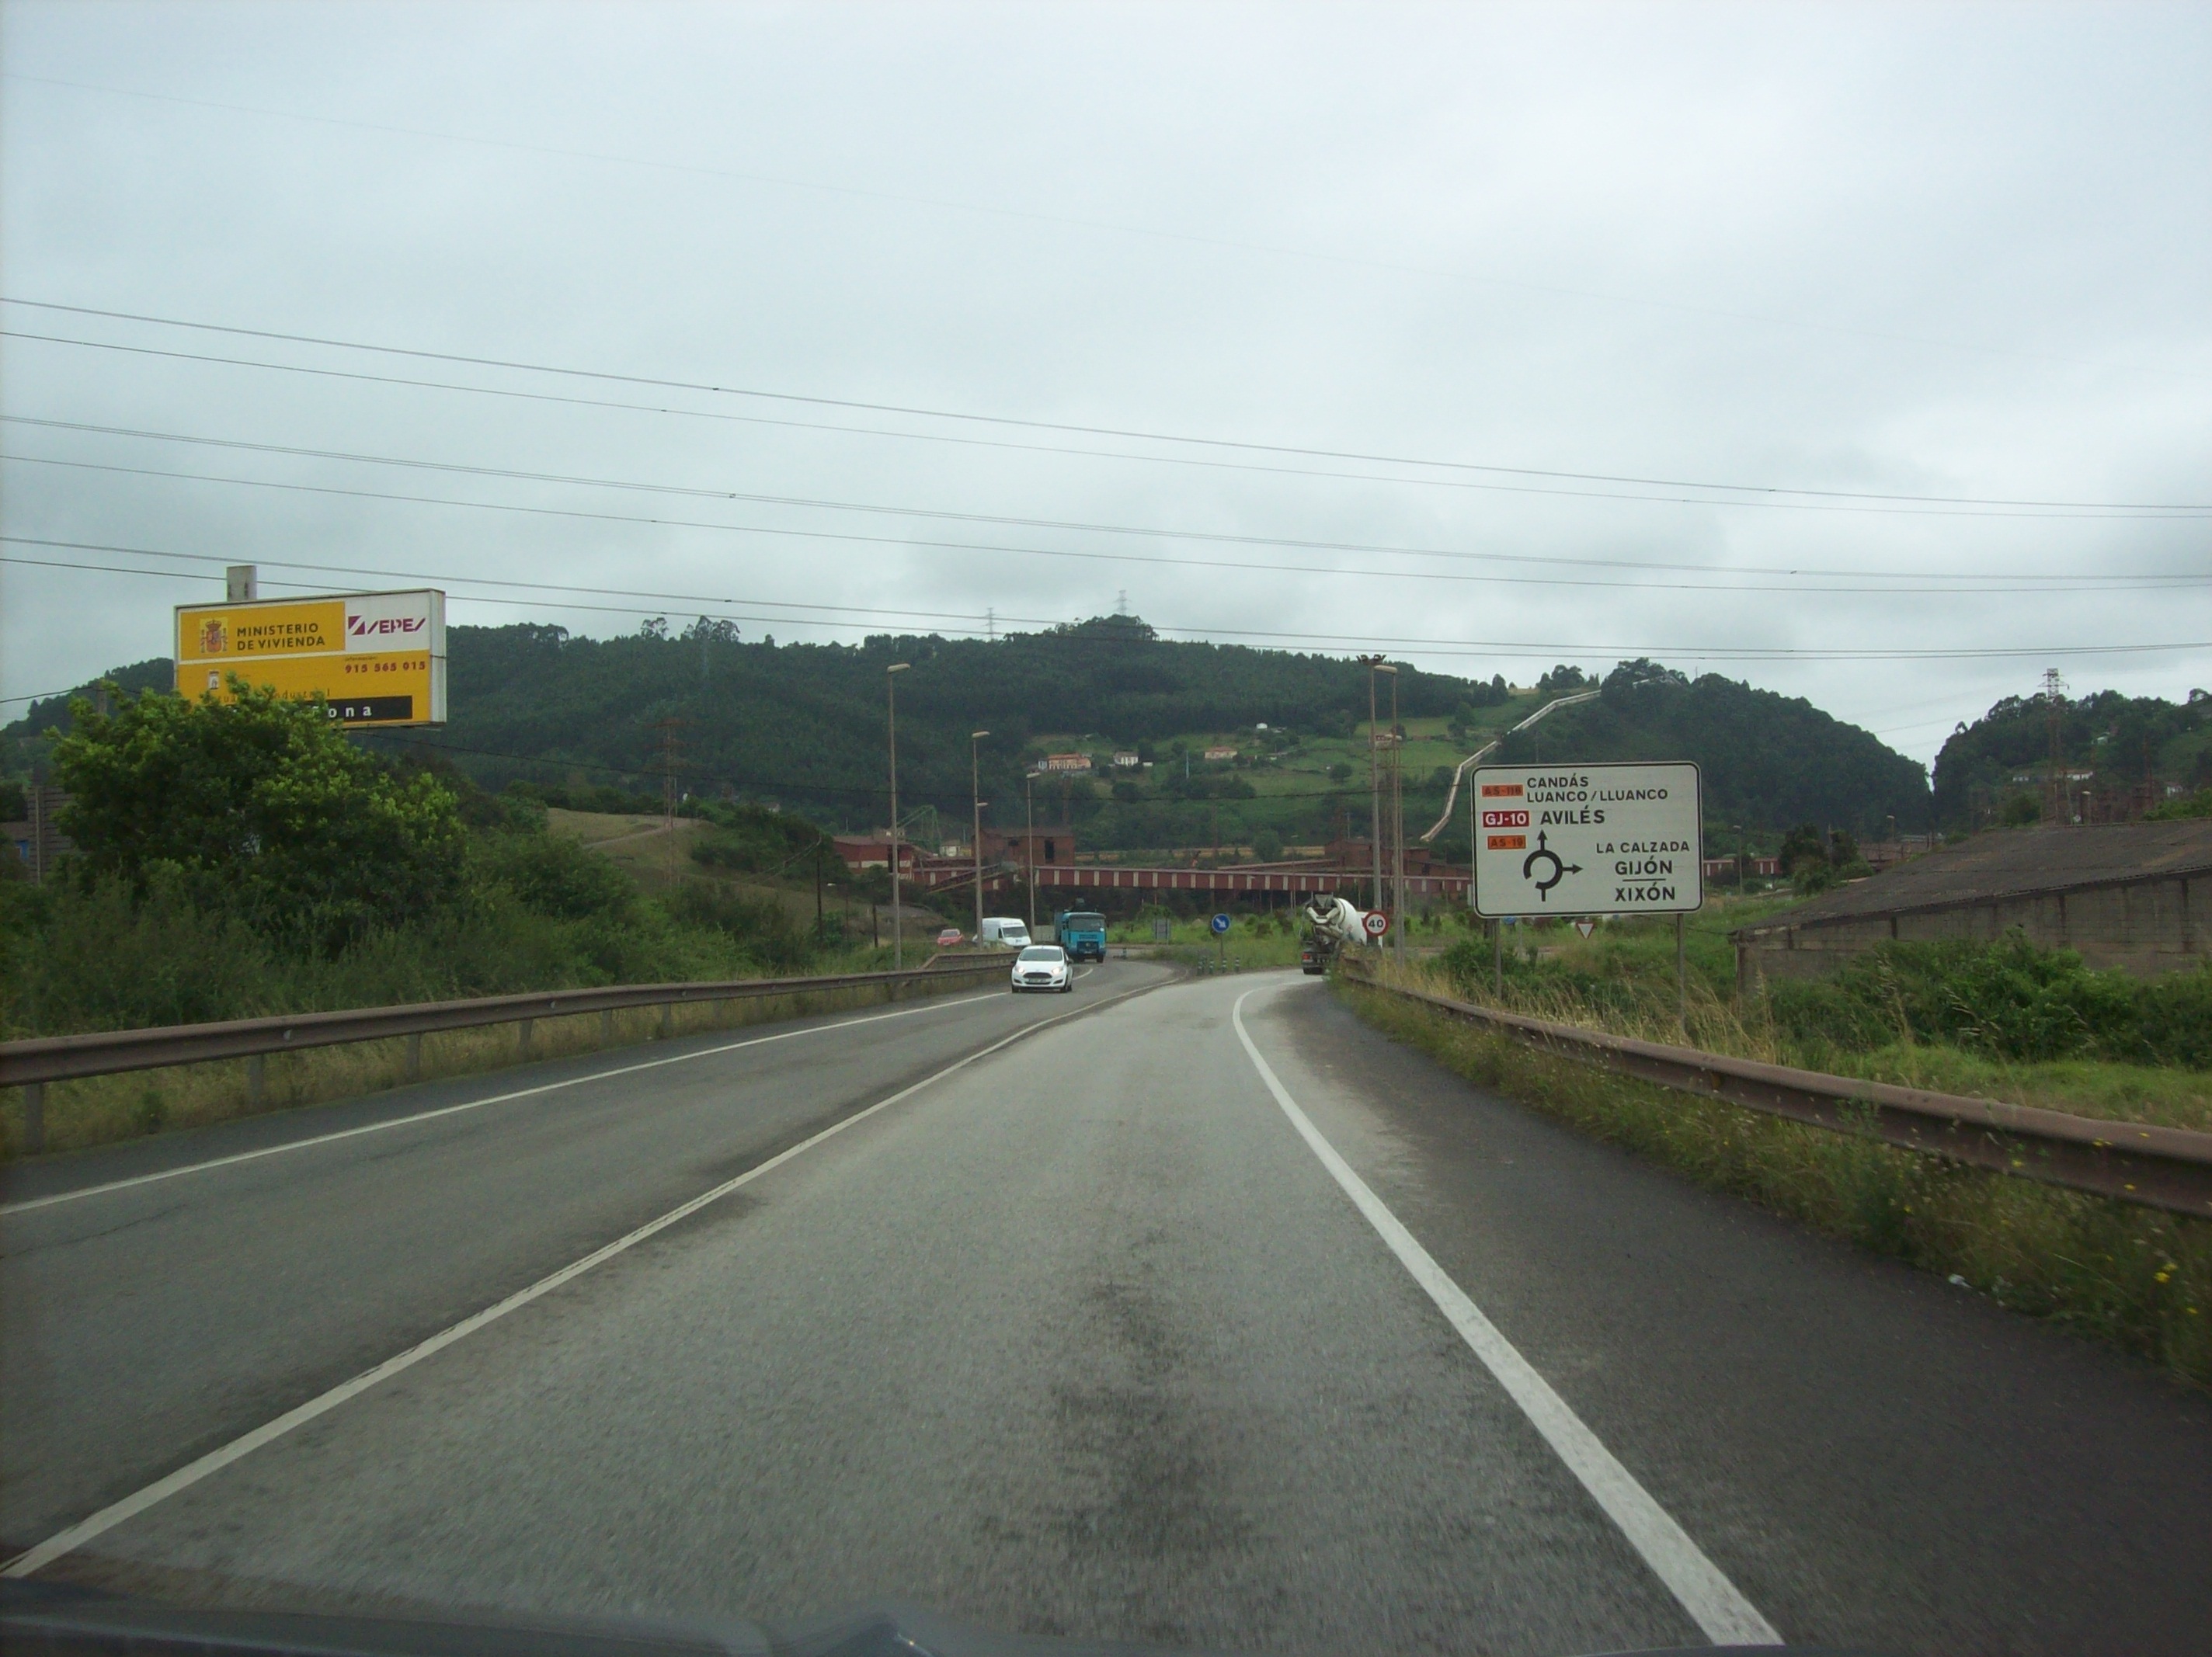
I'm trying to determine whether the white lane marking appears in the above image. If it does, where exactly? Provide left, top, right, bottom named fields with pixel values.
left=2, top=974, right=1163, bottom=1579
left=1, top=992, right=997, bottom=1216
left=1230, top=987, right=1782, bottom=1648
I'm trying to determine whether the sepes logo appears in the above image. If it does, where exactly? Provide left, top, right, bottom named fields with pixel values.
left=348, top=613, right=425, bottom=639
left=198, top=619, right=228, bottom=655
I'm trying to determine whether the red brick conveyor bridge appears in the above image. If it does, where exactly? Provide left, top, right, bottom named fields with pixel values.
left=909, top=863, right=1472, bottom=900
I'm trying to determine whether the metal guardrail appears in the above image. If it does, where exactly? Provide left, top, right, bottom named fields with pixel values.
left=1338, top=960, right=2212, bottom=1218
left=1, top=955, right=1008, bottom=1155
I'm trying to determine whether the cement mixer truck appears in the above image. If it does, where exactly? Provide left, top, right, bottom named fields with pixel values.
left=1299, top=895, right=1376, bottom=974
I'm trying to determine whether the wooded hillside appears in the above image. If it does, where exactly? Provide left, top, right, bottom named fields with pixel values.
left=4, top=620, right=1938, bottom=852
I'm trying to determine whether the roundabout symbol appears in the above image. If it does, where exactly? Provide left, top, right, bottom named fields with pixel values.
left=1520, top=830, right=1582, bottom=902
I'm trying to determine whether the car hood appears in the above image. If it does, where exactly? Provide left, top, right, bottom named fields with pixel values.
left=0, top=1582, right=1867, bottom=1657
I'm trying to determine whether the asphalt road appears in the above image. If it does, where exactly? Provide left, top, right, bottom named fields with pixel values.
left=5, top=967, right=2209, bottom=1655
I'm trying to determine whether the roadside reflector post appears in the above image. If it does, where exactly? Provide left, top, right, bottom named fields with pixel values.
left=405, top=1032, right=423, bottom=1083
left=22, top=1081, right=43, bottom=1155
left=247, top=1054, right=266, bottom=1110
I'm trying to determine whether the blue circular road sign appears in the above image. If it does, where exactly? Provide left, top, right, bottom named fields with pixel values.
left=1210, top=913, right=1232, bottom=934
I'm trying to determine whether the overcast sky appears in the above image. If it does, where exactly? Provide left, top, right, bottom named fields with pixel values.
left=3, top=0, right=2207, bottom=766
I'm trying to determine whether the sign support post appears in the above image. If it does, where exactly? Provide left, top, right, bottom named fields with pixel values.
left=1676, top=912, right=1688, bottom=1033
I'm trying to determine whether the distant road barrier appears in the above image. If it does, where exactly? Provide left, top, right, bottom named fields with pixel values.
left=1, top=954, right=1007, bottom=1155
left=1337, top=958, right=2212, bottom=1218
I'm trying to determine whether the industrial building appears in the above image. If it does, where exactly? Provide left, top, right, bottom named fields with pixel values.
left=1732, top=820, right=2212, bottom=986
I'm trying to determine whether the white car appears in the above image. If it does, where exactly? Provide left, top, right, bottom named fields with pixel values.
left=979, top=917, right=1032, bottom=948
left=1010, top=944, right=1072, bottom=993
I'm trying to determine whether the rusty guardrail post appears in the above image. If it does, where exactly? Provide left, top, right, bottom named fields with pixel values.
left=1338, top=969, right=2212, bottom=1218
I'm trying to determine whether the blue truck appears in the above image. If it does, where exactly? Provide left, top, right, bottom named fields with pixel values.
left=1052, top=908, right=1109, bottom=962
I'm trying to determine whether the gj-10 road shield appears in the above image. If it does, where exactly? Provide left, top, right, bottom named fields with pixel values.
left=1471, top=761, right=1702, bottom=918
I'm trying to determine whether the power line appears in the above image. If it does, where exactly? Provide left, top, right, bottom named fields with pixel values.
left=0, top=536, right=1005, bottom=629
left=5, top=298, right=2203, bottom=514
left=8, top=426, right=2204, bottom=592
left=14, top=455, right=2205, bottom=624
left=12, top=551, right=2205, bottom=665
left=15, top=536, right=2211, bottom=660
left=10, top=452, right=2200, bottom=609
left=9, top=327, right=2203, bottom=524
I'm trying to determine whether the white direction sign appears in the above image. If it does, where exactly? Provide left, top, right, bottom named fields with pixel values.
left=1472, top=762, right=1702, bottom=918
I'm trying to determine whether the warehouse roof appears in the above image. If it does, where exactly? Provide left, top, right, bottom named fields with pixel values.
left=1734, top=820, right=2212, bottom=935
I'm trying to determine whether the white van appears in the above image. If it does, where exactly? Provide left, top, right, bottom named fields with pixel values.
left=978, top=917, right=1032, bottom=948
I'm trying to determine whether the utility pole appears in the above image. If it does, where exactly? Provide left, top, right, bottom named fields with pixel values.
left=1388, top=669, right=1405, bottom=961
left=886, top=662, right=910, bottom=971
left=971, top=729, right=990, bottom=938
left=1025, top=769, right=1038, bottom=932
left=2043, top=667, right=2066, bottom=821
left=649, top=717, right=685, bottom=888
left=1372, top=662, right=1398, bottom=922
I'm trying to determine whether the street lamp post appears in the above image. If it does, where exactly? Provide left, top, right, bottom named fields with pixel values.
left=887, top=662, right=910, bottom=972
left=1359, top=655, right=1386, bottom=914
left=971, top=729, right=990, bottom=939
left=1385, top=665, right=1403, bottom=961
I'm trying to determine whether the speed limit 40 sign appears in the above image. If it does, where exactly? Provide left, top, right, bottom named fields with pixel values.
left=1362, top=909, right=1390, bottom=938
left=1472, top=762, right=1701, bottom=918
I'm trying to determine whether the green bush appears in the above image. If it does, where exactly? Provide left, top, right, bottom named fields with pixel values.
left=2135, top=969, right=2212, bottom=1068
left=1766, top=934, right=2210, bottom=1069
left=482, top=829, right=638, bottom=922
left=2147, top=788, right=2212, bottom=821
left=51, top=679, right=466, bottom=951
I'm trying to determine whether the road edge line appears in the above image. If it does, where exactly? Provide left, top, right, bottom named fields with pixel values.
left=1, top=972, right=1168, bottom=1578
left=1229, top=985, right=1781, bottom=1648
left=2, top=992, right=1000, bottom=1215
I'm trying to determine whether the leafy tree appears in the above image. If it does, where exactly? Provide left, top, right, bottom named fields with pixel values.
left=2146, top=788, right=2212, bottom=821
left=1779, top=824, right=1828, bottom=874
left=1499, top=673, right=1931, bottom=839
left=50, top=678, right=466, bottom=950
left=1932, top=686, right=2209, bottom=832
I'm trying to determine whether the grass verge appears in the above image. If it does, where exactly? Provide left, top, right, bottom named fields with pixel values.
left=1338, top=974, right=2212, bottom=1389
left=1, top=970, right=993, bottom=1162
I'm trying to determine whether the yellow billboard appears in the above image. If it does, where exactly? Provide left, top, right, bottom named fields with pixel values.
left=175, top=590, right=446, bottom=727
